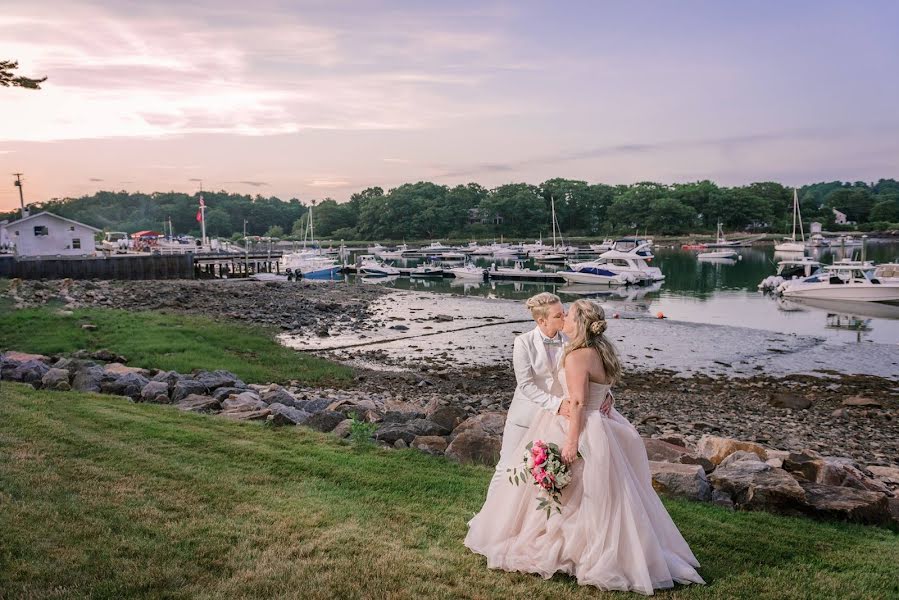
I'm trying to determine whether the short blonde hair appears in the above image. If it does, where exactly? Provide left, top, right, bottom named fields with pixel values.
left=525, top=292, right=561, bottom=320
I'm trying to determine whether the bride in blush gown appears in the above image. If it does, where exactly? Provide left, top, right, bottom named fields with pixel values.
left=464, top=299, right=704, bottom=595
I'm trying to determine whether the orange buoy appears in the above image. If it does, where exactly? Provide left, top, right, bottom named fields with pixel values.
left=656, top=311, right=666, bottom=319
left=613, top=312, right=620, bottom=319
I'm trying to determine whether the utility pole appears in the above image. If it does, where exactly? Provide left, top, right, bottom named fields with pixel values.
left=13, top=173, right=26, bottom=218
left=198, top=181, right=207, bottom=248
left=243, top=219, right=249, bottom=276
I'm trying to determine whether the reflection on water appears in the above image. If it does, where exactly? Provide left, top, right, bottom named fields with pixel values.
left=342, top=241, right=899, bottom=344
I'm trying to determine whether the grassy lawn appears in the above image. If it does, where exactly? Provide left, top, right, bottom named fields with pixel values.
left=0, top=307, right=351, bottom=386
left=0, top=384, right=897, bottom=599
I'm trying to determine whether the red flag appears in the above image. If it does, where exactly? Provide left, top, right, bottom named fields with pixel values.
left=196, top=210, right=202, bottom=222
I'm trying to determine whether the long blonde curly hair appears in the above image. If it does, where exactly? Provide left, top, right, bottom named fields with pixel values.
left=562, top=299, right=622, bottom=384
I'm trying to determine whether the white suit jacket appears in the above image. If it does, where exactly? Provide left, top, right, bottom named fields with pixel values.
left=498, top=326, right=567, bottom=466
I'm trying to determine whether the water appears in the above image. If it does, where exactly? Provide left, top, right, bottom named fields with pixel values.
left=341, top=241, right=899, bottom=345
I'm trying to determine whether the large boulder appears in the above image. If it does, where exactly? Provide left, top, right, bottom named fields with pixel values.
left=177, top=394, right=221, bottom=413
left=303, top=397, right=336, bottom=414
left=41, top=368, right=71, bottom=390
left=867, top=465, right=899, bottom=486
left=785, top=454, right=891, bottom=495
left=450, top=412, right=506, bottom=439
left=171, top=379, right=210, bottom=403
left=140, top=381, right=171, bottom=403
left=151, top=370, right=183, bottom=392
left=697, top=435, right=768, bottom=466
left=644, top=438, right=691, bottom=463
left=222, top=394, right=268, bottom=412
left=72, top=366, right=106, bottom=393
left=12, top=359, right=50, bottom=385
left=381, top=410, right=425, bottom=424
left=104, top=362, right=150, bottom=377
left=305, top=410, right=346, bottom=432
left=427, top=406, right=468, bottom=432
left=649, top=462, right=712, bottom=502
left=445, top=430, right=501, bottom=465
left=411, top=436, right=449, bottom=455
left=375, top=419, right=448, bottom=444
left=799, top=481, right=892, bottom=525
left=260, top=386, right=305, bottom=409
left=194, top=369, right=246, bottom=391
left=101, top=372, right=150, bottom=400
left=709, top=460, right=806, bottom=514
left=267, top=403, right=311, bottom=426
left=213, top=387, right=254, bottom=402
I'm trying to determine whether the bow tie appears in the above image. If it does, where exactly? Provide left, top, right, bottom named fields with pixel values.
left=542, top=336, right=563, bottom=346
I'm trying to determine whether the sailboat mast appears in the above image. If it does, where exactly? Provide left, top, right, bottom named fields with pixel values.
left=795, top=189, right=805, bottom=242
left=551, top=195, right=557, bottom=248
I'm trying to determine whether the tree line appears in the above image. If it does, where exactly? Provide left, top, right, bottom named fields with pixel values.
left=3, top=178, right=898, bottom=241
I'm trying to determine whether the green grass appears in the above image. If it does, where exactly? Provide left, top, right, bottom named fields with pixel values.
left=0, top=307, right=351, bottom=385
left=1, top=385, right=896, bottom=599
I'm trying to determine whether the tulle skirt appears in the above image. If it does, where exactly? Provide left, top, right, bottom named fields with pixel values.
left=464, top=406, right=705, bottom=595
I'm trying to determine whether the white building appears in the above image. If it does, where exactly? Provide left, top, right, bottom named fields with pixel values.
left=0, top=212, right=100, bottom=257
left=832, top=208, right=849, bottom=225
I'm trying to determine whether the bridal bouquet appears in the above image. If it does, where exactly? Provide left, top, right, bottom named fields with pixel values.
left=508, top=440, right=574, bottom=518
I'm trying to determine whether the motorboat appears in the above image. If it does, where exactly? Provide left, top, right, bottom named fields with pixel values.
left=774, top=189, right=806, bottom=252
left=558, top=265, right=636, bottom=286
left=282, top=252, right=342, bottom=280
left=779, top=263, right=899, bottom=302
left=567, top=242, right=665, bottom=282
left=448, top=263, right=487, bottom=279
left=873, top=263, right=899, bottom=283
left=409, top=265, right=444, bottom=278
left=491, top=260, right=561, bottom=281
left=609, top=237, right=654, bottom=257
left=356, top=254, right=401, bottom=277
left=589, top=239, right=615, bottom=253
left=698, top=249, right=739, bottom=260
left=378, top=243, right=408, bottom=260
left=835, top=235, right=863, bottom=247
left=368, top=243, right=387, bottom=255
left=777, top=256, right=822, bottom=278
left=420, top=241, right=454, bottom=253
left=532, top=251, right=567, bottom=263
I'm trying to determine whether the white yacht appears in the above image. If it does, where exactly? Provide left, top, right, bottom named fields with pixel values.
left=448, top=263, right=487, bottom=279
left=774, top=189, right=806, bottom=252
left=282, top=251, right=341, bottom=280
left=356, top=254, right=401, bottom=277
left=589, top=239, right=615, bottom=253
left=873, top=263, right=899, bottom=283
left=566, top=242, right=665, bottom=283
left=409, top=265, right=444, bottom=278
left=420, top=241, right=454, bottom=254
left=779, top=263, right=899, bottom=302
left=379, top=243, right=408, bottom=260
left=558, top=265, right=635, bottom=286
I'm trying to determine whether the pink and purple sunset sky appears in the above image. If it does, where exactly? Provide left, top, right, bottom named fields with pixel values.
left=2, top=0, right=898, bottom=212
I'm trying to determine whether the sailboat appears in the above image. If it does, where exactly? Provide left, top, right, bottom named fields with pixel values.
left=532, top=195, right=567, bottom=263
left=774, top=189, right=806, bottom=252
left=282, top=203, right=341, bottom=280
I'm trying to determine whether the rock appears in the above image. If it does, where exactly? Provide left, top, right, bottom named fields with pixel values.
left=221, top=407, right=271, bottom=421
left=213, top=387, right=253, bottom=402
left=709, top=461, right=806, bottom=514
left=445, top=429, right=502, bottom=465
left=104, top=362, right=150, bottom=377
left=101, top=372, right=150, bottom=400
left=81, top=323, right=97, bottom=330
left=3, top=351, right=49, bottom=363
left=222, top=394, right=268, bottom=411
left=71, top=366, right=106, bottom=393
left=433, top=314, right=454, bottom=322
left=375, top=419, right=449, bottom=444
left=171, top=380, right=210, bottom=403
left=41, top=368, right=71, bottom=390
left=177, top=394, right=221, bottom=413
left=194, top=369, right=246, bottom=391
left=889, top=498, right=899, bottom=525
left=719, top=450, right=764, bottom=468
left=697, top=435, right=768, bottom=466
left=382, top=410, right=425, bottom=424
left=451, top=412, right=506, bottom=439
left=267, top=403, right=311, bottom=426
left=91, top=349, right=126, bottom=363
left=140, top=381, right=170, bottom=403
left=305, top=410, right=346, bottom=432
left=798, top=481, right=891, bottom=525
left=303, top=398, right=335, bottom=414
left=260, top=385, right=303, bottom=408
left=842, top=396, right=882, bottom=408
left=394, top=439, right=408, bottom=449
left=411, top=435, right=448, bottom=455
left=643, top=438, right=691, bottom=463
left=816, top=458, right=892, bottom=495
left=765, top=450, right=790, bottom=469
left=677, top=454, right=716, bottom=474
left=12, top=359, right=50, bottom=385
left=55, top=381, right=71, bottom=391
left=867, top=465, right=899, bottom=486
left=332, top=419, right=353, bottom=439
left=768, top=392, right=812, bottom=410
left=151, top=370, right=183, bottom=391
left=649, top=462, right=712, bottom=501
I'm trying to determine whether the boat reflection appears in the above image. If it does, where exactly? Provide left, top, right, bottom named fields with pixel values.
left=787, top=297, right=899, bottom=321
left=558, top=281, right=663, bottom=302
left=359, top=275, right=400, bottom=285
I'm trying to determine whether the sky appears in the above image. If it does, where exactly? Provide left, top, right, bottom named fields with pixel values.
left=2, top=0, right=898, bottom=212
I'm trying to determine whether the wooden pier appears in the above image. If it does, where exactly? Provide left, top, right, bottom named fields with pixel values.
left=193, top=252, right=283, bottom=279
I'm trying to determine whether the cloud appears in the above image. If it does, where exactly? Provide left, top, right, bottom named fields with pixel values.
left=187, top=178, right=203, bottom=182
left=226, top=180, right=269, bottom=187
left=308, top=179, right=351, bottom=188
left=89, top=177, right=103, bottom=182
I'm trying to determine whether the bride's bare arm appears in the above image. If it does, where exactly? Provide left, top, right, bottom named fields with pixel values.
left=562, top=349, right=590, bottom=464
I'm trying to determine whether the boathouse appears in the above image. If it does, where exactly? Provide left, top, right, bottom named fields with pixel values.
left=0, top=212, right=100, bottom=257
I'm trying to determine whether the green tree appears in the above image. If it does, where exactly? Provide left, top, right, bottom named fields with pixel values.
left=645, top=198, right=697, bottom=234
left=825, top=188, right=874, bottom=223
left=204, top=208, right=233, bottom=237
left=265, top=225, right=284, bottom=238
left=870, top=199, right=899, bottom=223
left=1, top=60, right=46, bottom=89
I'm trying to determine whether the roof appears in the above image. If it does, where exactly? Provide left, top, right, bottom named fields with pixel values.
left=0, top=211, right=101, bottom=232
left=131, top=230, right=162, bottom=238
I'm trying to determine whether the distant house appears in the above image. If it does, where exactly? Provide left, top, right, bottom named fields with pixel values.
left=0, top=220, right=9, bottom=251
left=0, top=212, right=100, bottom=257
left=467, top=207, right=503, bottom=225
left=832, top=208, right=849, bottom=225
